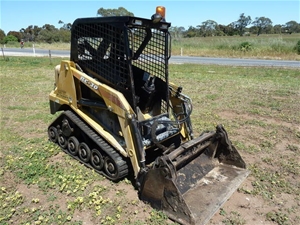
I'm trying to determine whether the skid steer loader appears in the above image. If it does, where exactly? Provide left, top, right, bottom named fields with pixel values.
left=48, top=7, right=249, bottom=225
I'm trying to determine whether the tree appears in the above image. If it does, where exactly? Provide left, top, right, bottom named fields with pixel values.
left=169, top=26, right=185, bottom=40
left=283, top=20, right=299, bottom=34
left=3, top=35, right=18, bottom=44
left=219, top=23, right=237, bottom=36
left=58, top=29, right=71, bottom=42
left=19, top=25, right=41, bottom=42
left=0, top=29, right=6, bottom=43
left=37, top=29, right=59, bottom=43
left=199, top=20, right=219, bottom=37
left=184, top=26, right=198, bottom=38
left=273, top=24, right=282, bottom=34
left=37, top=24, right=59, bottom=43
left=97, top=7, right=134, bottom=17
left=252, top=17, right=272, bottom=35
left=7, top=31, right=21, bottom=41
left=43, top=24, right=56, bottom=31
left=235, top=13, right=252, bottom=36
left=59, top=20, right=72, bottom=30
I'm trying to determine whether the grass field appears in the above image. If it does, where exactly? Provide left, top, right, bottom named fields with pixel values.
left=172, top=33, right=300, bottom=61
left=0, top=56, right=299, bottom=225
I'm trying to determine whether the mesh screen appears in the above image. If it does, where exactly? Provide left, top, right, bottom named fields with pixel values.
left=128, top=28, right=167, bottom=82
left=74, top=23, right=130, bottom=89
left=73, top=20, right=169, bottom=113
left=128, top=27, right=168, bottom=113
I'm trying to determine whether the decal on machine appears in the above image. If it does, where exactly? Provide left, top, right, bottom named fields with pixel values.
left=80, top=76, right=98, bottom=90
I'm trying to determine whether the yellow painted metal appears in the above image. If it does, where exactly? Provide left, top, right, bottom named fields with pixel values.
left=50, top=60, right=141, bottom=177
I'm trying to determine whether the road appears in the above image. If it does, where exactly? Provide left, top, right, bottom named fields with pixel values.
left=1, top=47, right=299, bottom=68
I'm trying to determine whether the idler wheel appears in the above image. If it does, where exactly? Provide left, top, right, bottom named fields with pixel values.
left=78, top=142, right=91, bottom=163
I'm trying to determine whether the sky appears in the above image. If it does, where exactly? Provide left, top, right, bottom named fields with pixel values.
left=0, top=0, right=299, bottom=34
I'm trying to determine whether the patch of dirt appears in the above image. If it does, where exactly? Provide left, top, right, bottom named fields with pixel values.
left=72, top=209, right=95, bottom=224
left=205, top=110, right=300, bottom=225
left=219, top=111, right=298, bottom=130
left=208, top=179, right=276, bottom=225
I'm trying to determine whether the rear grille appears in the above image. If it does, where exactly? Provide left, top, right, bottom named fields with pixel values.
left=72, top=18, right=169, bottom=113
left=128, top=27, right=168, bottom=113
left=129, top=28, right=167, bottom=82
left=73, top=23, right=130, bottom=90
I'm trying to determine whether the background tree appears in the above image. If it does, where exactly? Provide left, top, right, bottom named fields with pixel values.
left=252, top=17, right=272, bottom=35
left=218, top=23, right=237, bottom=36
left=283, top=20, right=299, bottom=34
left=199, top=20, right=220, bottom=37
left=19, top=25, right=41, bottom=42
left=235, top=13, right=252, bottom=36
left=0, top=29, right=6, bottom=44
left=169, top=26, right=185, bottom=40
left=7, top=31, right=22, bottom=41
left=273, top=24, right=282, bottom=34
left=37, top=24, right=59, bottom=43
left=97, top=7, right=134, bottom=17
left=184, top=26, right=198, bottom=38
left=58, top=29, right=71, bottom=42
left=3, top=35, right=18, bottom=44
left=42, top=24, right=56, bottom=31
left=59, top=20, right=72, bottom=30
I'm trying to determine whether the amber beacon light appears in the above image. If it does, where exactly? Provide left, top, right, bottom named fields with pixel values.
left=156, top=6, right=165, bottom=18
left=151, top=6, right=166, bottom=23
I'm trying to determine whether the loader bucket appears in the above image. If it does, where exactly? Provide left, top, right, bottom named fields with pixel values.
left=139, top=125, right=250, bottom=225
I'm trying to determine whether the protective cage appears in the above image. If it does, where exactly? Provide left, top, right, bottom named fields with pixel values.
left=70, top=16, right=171, bottom=114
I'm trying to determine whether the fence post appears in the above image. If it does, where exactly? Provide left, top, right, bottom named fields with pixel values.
left=1, top=48, right=5, bottom=59
left=49, top=50, right=52, bottom=64
left=32, top=44, right=36, bottom=56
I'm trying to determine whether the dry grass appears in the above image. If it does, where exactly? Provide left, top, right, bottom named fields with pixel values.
left=172, top=33, right=300, bottom=60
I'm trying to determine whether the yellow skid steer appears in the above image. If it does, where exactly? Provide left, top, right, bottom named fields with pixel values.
left=48, top=7, right=249, bottom=224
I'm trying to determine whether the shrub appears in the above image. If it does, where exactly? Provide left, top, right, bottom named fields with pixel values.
left=294, top=40, right=300, bottom=54
left=238, top=41, right=252, bottom=52
left=3, top=35, right=18, bottom=44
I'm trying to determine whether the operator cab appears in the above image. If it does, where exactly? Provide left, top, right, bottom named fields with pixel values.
left=71, top=15, right=171, bottom=116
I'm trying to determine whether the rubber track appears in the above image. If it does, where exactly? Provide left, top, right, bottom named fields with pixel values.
left=55, top=110, right=129, bottom=181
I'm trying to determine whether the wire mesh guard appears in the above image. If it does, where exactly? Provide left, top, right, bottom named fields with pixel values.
left=73, top=21, right=168, bottom=88
left=74, top=23, right=129, bottom=89
left=73, top=20, right=170, bottom=115
left=129, top=27, right=167, bottom=83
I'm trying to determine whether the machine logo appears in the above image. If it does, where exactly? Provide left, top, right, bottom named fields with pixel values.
left=80, top=76, right=98, bottom=90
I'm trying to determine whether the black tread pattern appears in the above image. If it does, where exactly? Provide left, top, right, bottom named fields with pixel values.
left=49, top=110, right=129, bottom=181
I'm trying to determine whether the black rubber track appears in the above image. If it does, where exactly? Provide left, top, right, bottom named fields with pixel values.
left=49, top=110, right=129, bottom=181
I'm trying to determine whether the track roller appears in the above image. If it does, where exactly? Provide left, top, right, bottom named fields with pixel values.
left=91, top=149, right=104, bottom=171
left=58, top=133, right=68, bottom=148
left=67, top=136, right=79, bottom=156
left=78, top=142, right=91, bottom=163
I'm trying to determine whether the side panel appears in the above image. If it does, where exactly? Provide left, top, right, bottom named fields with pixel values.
left=50, top=60, right=142, bottom=177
